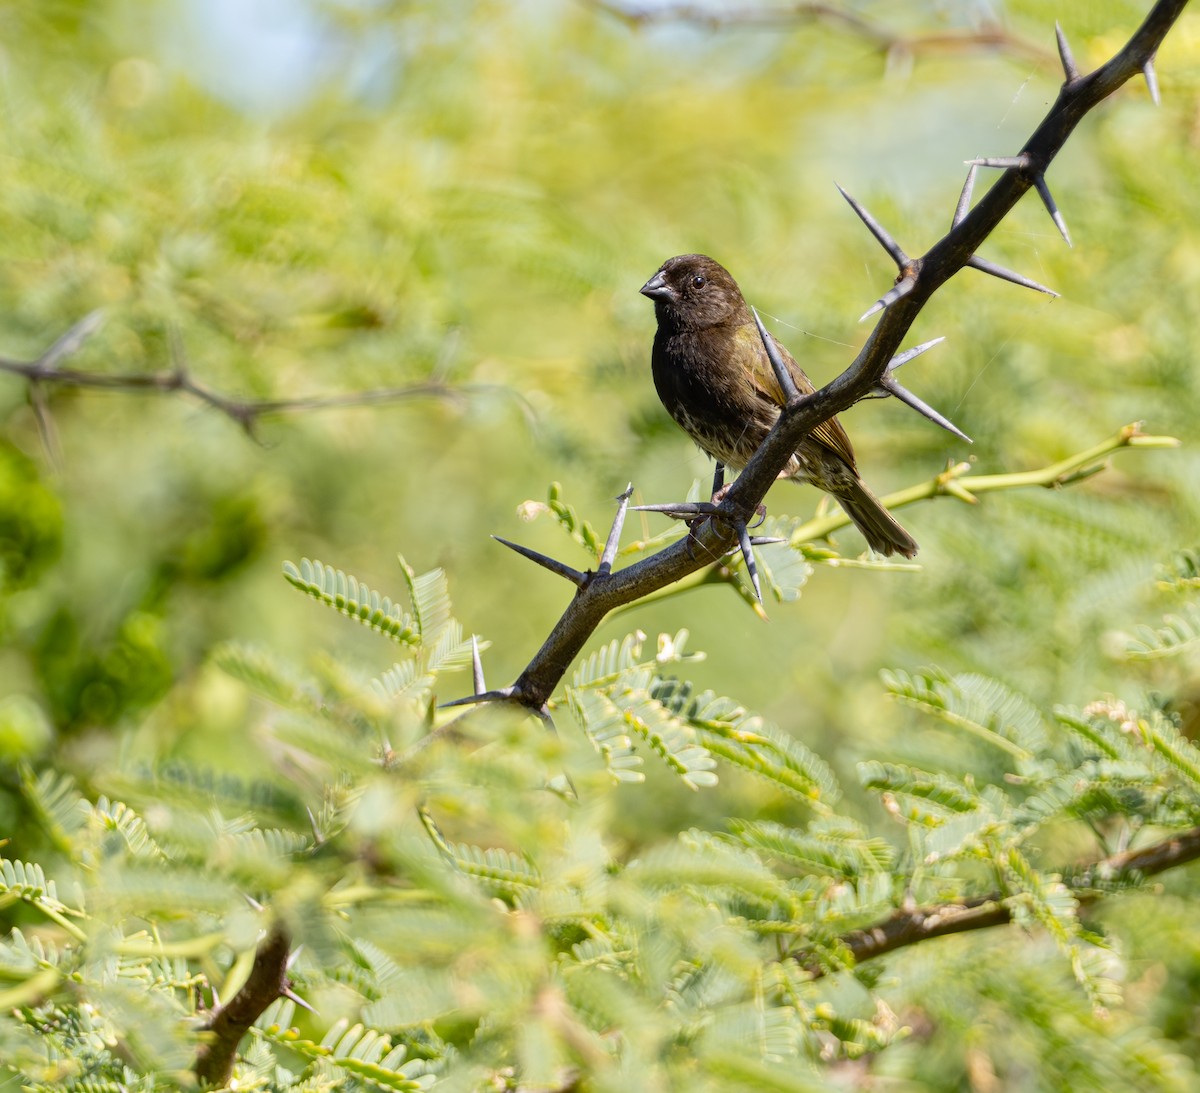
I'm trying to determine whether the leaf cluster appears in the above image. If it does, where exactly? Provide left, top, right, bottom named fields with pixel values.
left=2, top=547, right=1198, bottom=1090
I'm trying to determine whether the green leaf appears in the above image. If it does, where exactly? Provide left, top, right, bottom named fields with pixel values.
left=1124, top=604, right=1200, bottom=660
left=1141, top=709, right=1200, bottom=793
left=1053, top=706, right=1134, bottom=761
left=571, top=630, right=648, bottom=690
left=19, top=765, right=86, bottom=858
left=212, top=641, right=322, bottom=711
left=858, top=760, right=983, bottom=816
left=398, top=554, right=452, bottom=643
left=90, top=796, right=167, bottom=861
left=565, top=686, right=644, bottom=782
left=611, top=688, right=718, bottom=790
left=283, top=557, right=420, bottom=645
left=420, top=808, right=541, bottom=897
left=654, top=681, right=839, bottom=804
left=882, top=668, right=1045, bottom=760
left=1155, top=547, right=1200, bottom=591
left=727, top=818, right=895, bottom=878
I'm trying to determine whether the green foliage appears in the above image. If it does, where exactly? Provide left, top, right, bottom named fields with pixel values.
left=3, top=549, right=1199, bottom=1089
left=282, top=557, right=423, bottom=646
left=2, top=1, right=1200, bottom=1090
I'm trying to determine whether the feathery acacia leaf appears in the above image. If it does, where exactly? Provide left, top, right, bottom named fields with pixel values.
left=283, top=558, right=421, bottom=644
left=657, top=682, right=839, bottom=804
left=858, top=760, right=983, bottom=816
left=19, top=765, right=86, bottom=857
left=726, top=818, right=895, bottom=878
left=212, top=641, right=324, bottom=711
left=1156, top=547, right=1200, bottom=591
left=398, top=554, right=452, bottom=642
left=565, top=687, right=644, bottom=782
left=611, top=688, right=719, bottom=789
left=420, top=808, right=542, bottom=898
left=1124, top=604, right=1200, bottom=659
left=882, top=668, right=1046, bottom=759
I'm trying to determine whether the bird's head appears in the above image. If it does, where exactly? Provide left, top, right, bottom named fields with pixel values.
left=640, top=254, right=746, bottom=330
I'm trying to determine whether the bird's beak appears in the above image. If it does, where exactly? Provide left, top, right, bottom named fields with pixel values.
left=639, top=270, right=672, bottom=301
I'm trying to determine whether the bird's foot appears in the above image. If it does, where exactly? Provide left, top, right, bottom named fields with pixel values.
left=630, top=498, right=781, bottom=600
left=710, top=482, right=768, bottom=529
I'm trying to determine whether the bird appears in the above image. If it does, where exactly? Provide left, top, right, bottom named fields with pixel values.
left=640, top=253, right=918, bottom=558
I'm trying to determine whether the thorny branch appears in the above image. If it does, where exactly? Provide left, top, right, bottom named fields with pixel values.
left=471, top=0, right=1190, bottom=713
left=0, top=312, right=522, bottom=442
left=800, top=826, right=1200, bottom=975
left=193, top=921, right=292, bottom=1087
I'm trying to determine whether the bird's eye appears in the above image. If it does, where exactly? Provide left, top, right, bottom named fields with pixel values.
left=691, top=274, right=706, bottom=289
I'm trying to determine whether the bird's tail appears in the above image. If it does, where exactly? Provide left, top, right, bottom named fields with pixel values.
left=833, top=478, right=918, bottom=559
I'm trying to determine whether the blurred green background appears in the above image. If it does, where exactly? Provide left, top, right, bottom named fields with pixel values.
left=2, top=0, right=1199, bottom=1084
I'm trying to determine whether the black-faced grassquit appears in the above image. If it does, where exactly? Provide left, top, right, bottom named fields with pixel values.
left=641, top=254, right=918, bottom=558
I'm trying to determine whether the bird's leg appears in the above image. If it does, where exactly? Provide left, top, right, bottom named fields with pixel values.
left=710, top=462, right=726, bottom=500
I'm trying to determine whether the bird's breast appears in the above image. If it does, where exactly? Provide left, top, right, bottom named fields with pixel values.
left=651, top=328, right=776, bottom=470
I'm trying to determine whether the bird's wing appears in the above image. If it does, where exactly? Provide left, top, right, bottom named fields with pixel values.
left=732, top=322, right=859, bottom=471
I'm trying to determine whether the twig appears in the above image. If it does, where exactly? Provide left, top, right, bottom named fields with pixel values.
left=582, top=0, right=1053, bottom=64
left=605, top=424, right=1174, bottom=614
left=0, top=317, right=524, bottom=440
left=800, top=825, right=1200, bottom=974
left=786, top=422, right=1178, bottom=548
left=453, top=3, right=1190, bottom=713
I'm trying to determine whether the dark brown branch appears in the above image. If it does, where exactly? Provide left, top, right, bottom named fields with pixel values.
left=477, top=3, right=1189, bottom=714
left=801, top=825, right=1200, bottom=975
left=582, top=0, right=1053, bottom=64
left=194, top=921, right=291, bottom=1087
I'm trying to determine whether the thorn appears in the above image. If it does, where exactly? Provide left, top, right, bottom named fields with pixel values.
left=966, top=256, right=1059, bottom=297
left=244, top=893, right=266, bottom=912
left=860, top=276, right=916, bottom=322
left=1055, top=22, right=1080, bottom=81
left=439, top=687, right=515, bottom=709
left=876, top=375, right=972, bottom=443
left=285, top=945, right=304, bottom=971
left=210, top=982, right=221, bottom=1009
left=748, top=536, right=787, bottom=546
left=953, top=164, right=978, bottom=228
left=471, top=635, right=486, bottom=695
left=599, top=484, right=633, bottom=574
left=966, top=155, right=1029, bottom=170
left=835, top=183, right=908, bottom=268
left=711, top=462, right=726, bottom=498
left=1143, top=57, right=1160, bottom=106
left=281, top=987, right=318, bottom=1016
left=752, top=308, right=800, bottom=402
left=886, top=337, right=945, bottom=374
left=305, top=806, right=324, bottom=847
left=735, top=521, right=763, bottom=603
left=167, top=324, right=190, bottom=384
left=630, top=501, right=720, bottom=521
left=1032, top=174, right=1072, bottom=246
left=38, top=310, right=106, bottom=371
left=492, top=536, right=587, bottom=587
left=28, top=383, right=63, bottom=471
